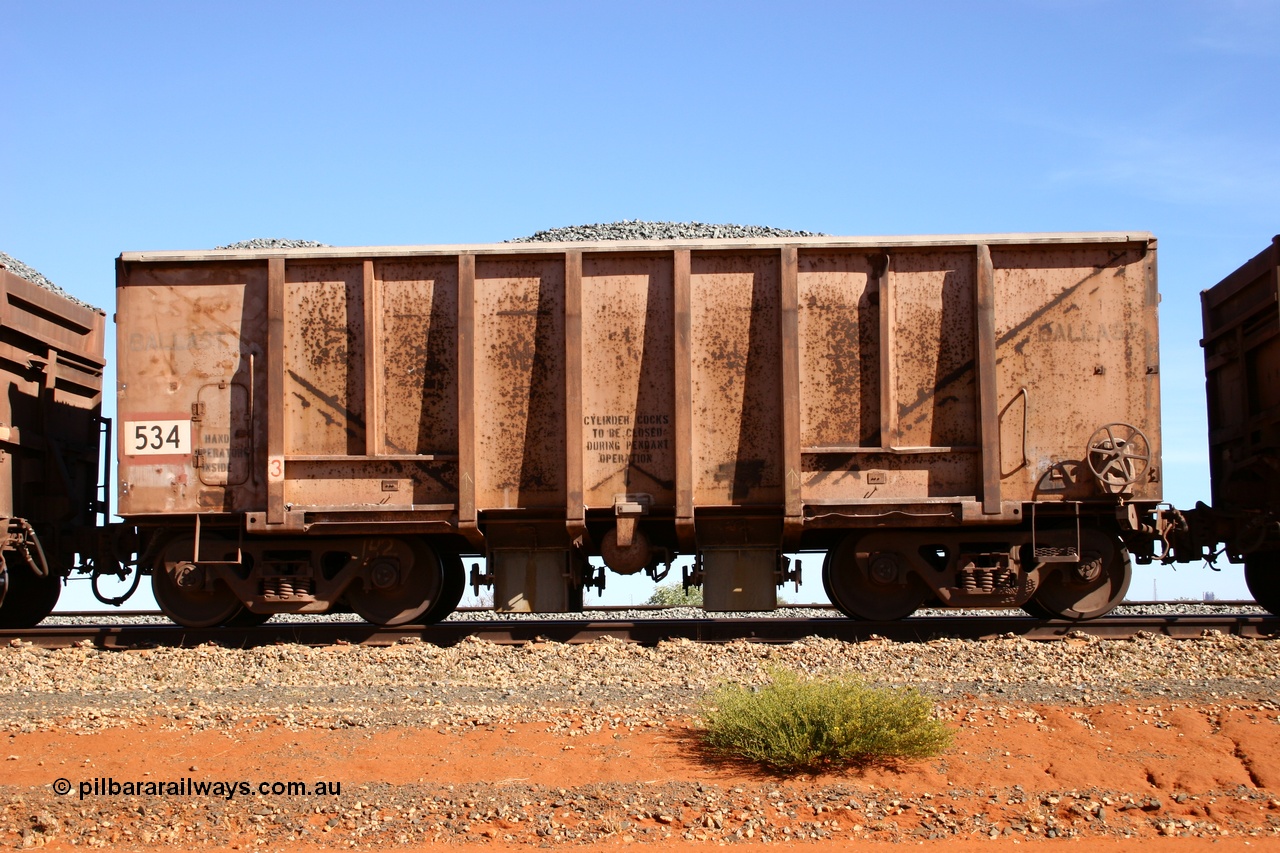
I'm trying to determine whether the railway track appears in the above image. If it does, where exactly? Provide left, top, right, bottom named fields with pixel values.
left=6, top=612, right=1277, bottom=649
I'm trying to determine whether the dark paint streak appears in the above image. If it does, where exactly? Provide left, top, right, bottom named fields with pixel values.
left=287, top=368, right=367, bottom=433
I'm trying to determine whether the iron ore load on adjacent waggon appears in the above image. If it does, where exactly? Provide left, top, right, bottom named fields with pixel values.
left=1, top=229, right=1277, bottom=629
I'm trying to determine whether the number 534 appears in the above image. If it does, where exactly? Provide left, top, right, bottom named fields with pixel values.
left=123, top=420, right=191, bottom=456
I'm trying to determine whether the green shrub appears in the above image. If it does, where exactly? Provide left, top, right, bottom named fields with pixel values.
left=646, top=582, right=703, bottom=607
left=698, top=669, right=952, bottom=771
left=644, top=582, right=790, bottom=607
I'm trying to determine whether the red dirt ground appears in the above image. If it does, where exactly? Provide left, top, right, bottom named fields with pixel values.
left=4, top=699, right=1279, bottom=850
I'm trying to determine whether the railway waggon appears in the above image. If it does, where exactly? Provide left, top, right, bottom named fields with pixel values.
left=0, top=232, right=1276, bottom=628
left=1166, top=236, right=1280, bottom=613
left=0, top=268, right=107, bottom=627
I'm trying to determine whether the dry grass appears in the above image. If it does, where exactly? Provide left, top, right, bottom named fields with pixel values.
left=698, top=668, right=952, bottom=771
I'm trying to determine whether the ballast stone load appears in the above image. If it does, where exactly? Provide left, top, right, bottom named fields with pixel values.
left=0, top=251, right=99, bottom=310
left=509, top=220, right=825, bottom=242
left=215, top=238, right=332, bottom=249
left=210, top=223, right=824, bottom=250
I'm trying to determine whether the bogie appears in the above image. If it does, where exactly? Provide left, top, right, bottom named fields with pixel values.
left=421, top=553, right=466, bottom=624
left=1024, top=528, right=1131, bottom=621
left=0, top=561, right=62, bottom=629
left=1244, top=553, right=1280, bottom=616
left=823, top=539, right=930, bottom=621
left=151, top=535, right=243, bottom=628
left=821, top=526, right=1132, bottom=622
left=343, top=538, right=443, bottom=626
left=146, top=533, right=453, bottom=628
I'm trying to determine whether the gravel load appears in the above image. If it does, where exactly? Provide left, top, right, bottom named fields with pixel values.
left=508, top=220, right=825, bottom=242
left=0, top=251, right=99, bottom=310
left=214, top=238, right=332, bottom=250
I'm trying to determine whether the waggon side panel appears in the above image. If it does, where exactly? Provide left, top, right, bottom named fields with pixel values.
left=1202, top=236, right=1280, bottom=511
left=283, top=261, right=366, bottom=458
left=116, top=263, right=265, bottom=516
left=0, top=269, right=106, bottom=526
left=115, top=232, right=1160, bottom=534
left=796, top=252, right=879, bottom=453
left=472, top=255, right=567, bottom=509
left=991, top=242, right=1161, bottom=504
left=377, top=260, right=459, bottom=459
left=690, top=251, right=782, bottom=506
left=795, top=247, right=982, bottom=504
left=579, top=254, right=676, bottom=508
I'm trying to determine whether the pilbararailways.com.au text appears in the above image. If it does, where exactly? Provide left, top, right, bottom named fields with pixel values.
left=59, top=777, right=342, bottom=800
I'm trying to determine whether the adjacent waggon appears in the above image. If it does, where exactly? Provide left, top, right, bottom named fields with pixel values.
left=2, top=231, right=1277, bottom=629
left=0, top=266, right=107, bottom=627
left=1167, top=236, right=1280, bottom=613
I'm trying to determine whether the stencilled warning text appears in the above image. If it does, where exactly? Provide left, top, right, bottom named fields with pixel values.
left=585, top=413, right=670, bottom=465
left=198, top=433, right=250, bottom=474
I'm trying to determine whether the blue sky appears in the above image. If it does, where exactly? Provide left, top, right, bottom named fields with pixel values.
left=4, top=1, right=1277, bottom=608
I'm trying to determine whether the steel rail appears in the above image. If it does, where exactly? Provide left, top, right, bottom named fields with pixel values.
left=46, top=599, right=1266, bottom=620
left=6, top=614, right=1277, bottom=649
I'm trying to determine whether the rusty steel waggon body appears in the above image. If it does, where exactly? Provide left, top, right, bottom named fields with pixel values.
left=0, top=269, right=108, bottom=628
left=1159, top=236, right=1280, bottom=614
left=114, top=232, right=1168, bottom=627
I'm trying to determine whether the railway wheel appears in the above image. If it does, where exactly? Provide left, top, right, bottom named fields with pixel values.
left=420, top=552, right=465, bottom=624
left=0, top=561, right=62, bottom=628
left=1025, top=529, right=1130, bottom=621
left=346, top=538, right=443, bottom=626
left=1244, top=553, right=1280, bottom=616
left=822, top=535, right=928, bottom=621
left=1020, top=599, right=1056, bottom=620
left=152, top=537, right=244, bottom=629
left=224, top=608, right=273, bottom=627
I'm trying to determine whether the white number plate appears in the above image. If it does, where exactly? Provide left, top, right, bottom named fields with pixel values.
left=124, top=420, right=192, bottom=456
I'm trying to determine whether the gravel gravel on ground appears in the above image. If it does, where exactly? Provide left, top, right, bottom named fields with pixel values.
left=3, top=631, right=1278, bottom=734
left=2, top=632, right=1277, bottom=849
